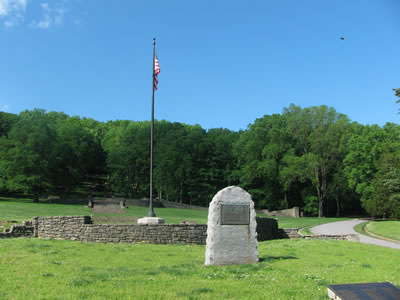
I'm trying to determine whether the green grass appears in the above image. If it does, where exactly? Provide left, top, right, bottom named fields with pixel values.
left=0, top=196, right=352, bottom=230
left=93, top=209, right=351, bottom=228
left=114, top=206, right=210, bottom=224
left=0, top=238, right=399, bottom=299
left=353, top=221, right=368, bottom=236
left=365, top=221, right=400, bottom=242
left=0, top=196, right=90, bottom=222
left=274, top=216, right=350, bottom=230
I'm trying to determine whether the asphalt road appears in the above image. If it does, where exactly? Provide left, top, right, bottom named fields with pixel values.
left=311, top=219, right=400, bottom=249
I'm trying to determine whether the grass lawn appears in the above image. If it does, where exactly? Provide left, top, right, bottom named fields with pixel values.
left=0, top=238, right=399, bottom=299
left=273, top=216, right=350, bottom=229
left=0, top=196, right=90, bottom=222
left=0, top=196, right=350, bottom=229
left=365, top=221, right=400, bottom=242
left=102, top=205, right=210, bottom=224
left=353, top=221, right=368, bottom=236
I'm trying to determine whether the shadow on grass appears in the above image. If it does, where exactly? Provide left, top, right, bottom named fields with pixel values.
left=259, top=255, right=298, bottom=262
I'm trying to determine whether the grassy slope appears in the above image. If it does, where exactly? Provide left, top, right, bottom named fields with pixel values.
left=0, top=238, right=399, bottom=299
left=366, top=221, right=400, bottom=242
left=0, top=196, right=350, bottom=229
left=0, top=196, right=90, bottom=221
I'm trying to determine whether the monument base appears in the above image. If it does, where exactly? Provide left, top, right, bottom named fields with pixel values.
left=137, top=217, right=165, bottom=225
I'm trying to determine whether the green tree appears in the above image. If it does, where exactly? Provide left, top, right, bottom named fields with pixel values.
left=206, top=128, right=240, bottom=193
left=0, top=110, right=104, bottom=199
left=0, top=110, right=56, bottom=201
left=50, top=115, right=103, bottom=190
left=283, top=104, right=351, bottom=217
left=0, top=112, right=18, bottom=138
left=394, top=88, right=400, bottom=113
left=369, top=148, right=400, bottom=218
left=102, top=121, right=150, bottom=198
left=344, top=124, right=387, bottom=210
left=279, top=151, right=307, bottom=209
left=153, top=121, right=188, bottom=202
left=234, top=114, right=292, bottom=209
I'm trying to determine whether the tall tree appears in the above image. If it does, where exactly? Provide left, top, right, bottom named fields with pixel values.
left=1, top=110, right=56, bottom=201
left=234, top=114, right=292, bottom=209
left=0, top=112, right=18, bottom=138
left=370, top=148, right=400, bottom=218
left=344, top=124, right=387, bottom=210
left=394, top=88, right=400, bottom=113
left=283, top=104, right=351, bottom=217
left=102, top=121, right=150, bottom=198
left=206, top=128, right=240, bottom=193
left=153, top=121, right=188, bottom=201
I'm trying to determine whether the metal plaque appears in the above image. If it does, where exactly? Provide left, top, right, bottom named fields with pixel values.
left=327, top=282, right=400, bottom=300
left=220, top=204, right=250, bottom=225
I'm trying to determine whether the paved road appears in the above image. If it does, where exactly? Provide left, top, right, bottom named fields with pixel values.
left=311, top=219, right=400, bottom=249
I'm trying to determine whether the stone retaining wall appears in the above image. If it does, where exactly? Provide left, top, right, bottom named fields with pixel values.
left=300, top=233, right=359, bottom=241
left=0, top=216, right=358, bottom=244
left=278, top=228, right=359, bottom=241
left=257, top=207, right=300, bottom=218
left=0, top=221, right=35, bottom=239
left=33, top=216, right=207, bottom=245
left=32, top=216, right=277, bottom=244
left=279, top=228, right=302, bottom=238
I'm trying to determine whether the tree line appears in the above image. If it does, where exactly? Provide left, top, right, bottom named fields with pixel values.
left=1, top=97, right=399, bottom=218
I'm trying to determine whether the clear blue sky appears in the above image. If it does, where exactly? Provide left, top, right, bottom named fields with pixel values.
left=1, top=0, right=399, bottom=131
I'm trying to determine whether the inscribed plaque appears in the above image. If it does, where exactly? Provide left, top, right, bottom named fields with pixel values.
left=220, top=204, right=250, bottom=225
left=327, top=282, right=400, bottom=300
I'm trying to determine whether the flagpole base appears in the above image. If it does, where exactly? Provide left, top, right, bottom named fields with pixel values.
left=137, top=217, right=165, bottom=225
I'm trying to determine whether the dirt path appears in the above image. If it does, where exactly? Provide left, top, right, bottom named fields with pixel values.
left=311, top=219, right=400, bottom=249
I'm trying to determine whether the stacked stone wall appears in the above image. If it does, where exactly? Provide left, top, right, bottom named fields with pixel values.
left=300, top=233, right=359, bottom=241
left=0, top=221, right=35, bottom=239
left=257, top=207, right=300, bottom=218
left=33, top=216, right=207, bottom=245
left=0, top=216, right=357, bottom=244
left=279, top=228, right=359, bottom=241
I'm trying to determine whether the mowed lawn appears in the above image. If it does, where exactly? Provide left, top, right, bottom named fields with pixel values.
left=366, top=221, right=400, bottom=242
left=1, top=196, right=350, bottom=229
left=0, top=196, right=90, bottom=221
left=271, top=216, right=350, bottom=229
left=0, top=238, right=399, bottom=299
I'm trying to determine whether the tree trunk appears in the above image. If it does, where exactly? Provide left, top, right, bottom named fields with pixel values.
left=33, top=193, right=39, bottom=203
left=315, top=164, right=328, bottom=218
left=284, top=192, right=289, bottom=209
left=335, top=196, right=340, bottom=217
left=316, top=182, right=324, bottom=218
left=318, top=198, right=324, bottom=218
left=180, top=180, right=183, bottom=204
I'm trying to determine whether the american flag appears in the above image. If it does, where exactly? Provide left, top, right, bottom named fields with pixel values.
left=154, top=56, right=160, bottom=90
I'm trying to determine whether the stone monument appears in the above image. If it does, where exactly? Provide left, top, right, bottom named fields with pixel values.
left=205, top=186, right=258, bottom=266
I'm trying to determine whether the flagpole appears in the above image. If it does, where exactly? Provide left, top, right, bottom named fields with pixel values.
left=148, top=38, right=156, bottom=217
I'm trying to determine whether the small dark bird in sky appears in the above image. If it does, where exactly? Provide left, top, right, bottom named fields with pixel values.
left=340, top=37, right=344, bottom=40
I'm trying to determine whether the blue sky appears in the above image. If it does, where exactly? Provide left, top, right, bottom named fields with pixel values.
left=1, top=0, right=399, bottom=131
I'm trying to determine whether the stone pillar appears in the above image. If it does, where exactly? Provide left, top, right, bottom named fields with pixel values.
left=205, top=186, right=258, bottom=266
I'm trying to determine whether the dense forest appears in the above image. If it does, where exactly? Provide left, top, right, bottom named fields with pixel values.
left=1, top=93, right=399, bottom=218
